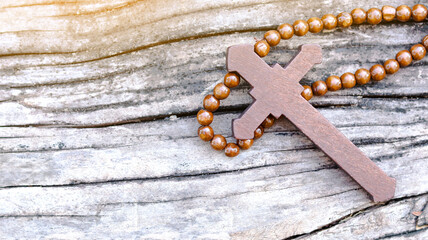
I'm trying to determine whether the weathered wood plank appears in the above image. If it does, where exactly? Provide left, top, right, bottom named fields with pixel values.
left=300, top=195, right=428, bottom=240
left=0, top=161, right=427, bottom=239
left=0, top=0, right=427, bottom=239
left=1, top=97, right=427, bottom=238
left=1, top=29, right=427, bottom=126
left=0, top=0, right=423, bottom=63
left=0, top=97, right=427, bottom=187
left=0, top=1, right=427, bottom=126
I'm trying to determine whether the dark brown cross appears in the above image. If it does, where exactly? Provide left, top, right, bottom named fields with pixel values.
left=227, top=44, right=396, bottom=202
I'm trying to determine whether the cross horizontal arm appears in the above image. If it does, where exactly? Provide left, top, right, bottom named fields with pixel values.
left=233, top=100, right=270, bottom=139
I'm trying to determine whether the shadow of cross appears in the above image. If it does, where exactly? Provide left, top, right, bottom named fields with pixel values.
left=226, top=44, right=396, bottom=203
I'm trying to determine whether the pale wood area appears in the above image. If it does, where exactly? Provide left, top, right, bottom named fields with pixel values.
left=0, top=0, right=427, bottom=239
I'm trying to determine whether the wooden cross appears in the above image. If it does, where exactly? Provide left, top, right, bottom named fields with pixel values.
left=227, top=44, right=396, bottom=202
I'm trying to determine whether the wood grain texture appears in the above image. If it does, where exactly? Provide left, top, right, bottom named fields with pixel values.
left=0, top=0, right=427, bottom=239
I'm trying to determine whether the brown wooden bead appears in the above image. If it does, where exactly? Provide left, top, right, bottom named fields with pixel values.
left=326, top=75, right=342, bottom=91
left=224, top=72, right=240, bottom=88
left=210, top=135, right=227, bottom=150
left=224, top=143, right=240, bottom=157
left=307, top=17, right=323, bottom=33
left=412, top=4, right=428, bottom=22
left=396, top=50, right=413, bottom=67
left=277, top=23, right=294, bottom=39
left=410, top=44, right=427, bottom=60
left=423, top=35, right=428, bottom=49
left=367, top=8, right=382, bottom=25
left=198, top=126, right=214, bottom=141
left=197, top=109, right=213, bottom=126
left=382, top=6, right=396, bottom=21
left=370, top=64, right=386, bottom=81
left=301, top=85, right=313, bottom=101
left=396, top=5, right=412, bottom=22
left=355, top=68, right=371, bottom=85
left=262, top=115, right=275, bottom=128
left=322, top=14, right=337, bottom=30
left=203, top=95, right=220, bottom=112
left=337, top=12, right=353, bottom=27
left=254, top=39, right=270, bottom=57
left=264, top=30, right=281, bottom=46
left=340, top=73, right=356, bottom=88
left=312, top=80, right=328, bottom=96
left=293, top=20, right=309, bottom=36
left=351, top=8, right=367, bottom=24
left=254, top=126, right=264, bottom=139
left=213, top=83, right=230, bottom=100
left=384, top=59, right=400, bottom=74
left=237, top=139, right=254, bottom=150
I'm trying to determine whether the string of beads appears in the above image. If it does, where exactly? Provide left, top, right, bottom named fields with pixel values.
left=197, top=4, right=428, bottom=157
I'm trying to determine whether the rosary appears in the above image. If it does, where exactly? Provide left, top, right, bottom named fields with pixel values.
left=196, top=5, right=427, bottom=202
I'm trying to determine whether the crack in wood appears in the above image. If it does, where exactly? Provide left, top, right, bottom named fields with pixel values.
left=1, top=97, right=426, bottom=128
left=283, top=193, right=428, bottom=240
left=374, top=228, right=428, bottom=239
left=0, top=160, right=335, bottom=190
left=416, top=199, right=428, bottom=229
left=101, top=184, right=304, bottom=207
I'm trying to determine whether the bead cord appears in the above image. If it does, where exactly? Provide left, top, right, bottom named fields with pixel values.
left=197, top=4, right=428, bottom=157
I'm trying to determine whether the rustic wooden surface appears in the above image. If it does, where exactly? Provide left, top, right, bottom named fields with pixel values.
left=0, top=0, right=427, bottom=239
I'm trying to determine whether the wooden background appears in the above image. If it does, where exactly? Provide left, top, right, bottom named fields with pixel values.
left=0, top=0, right=427, bottom=239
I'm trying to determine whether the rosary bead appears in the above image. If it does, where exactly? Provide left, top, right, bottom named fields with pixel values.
left=237, top=139, right=254, bottom=150
left=370, top=64, right=386, bottom=81
left=213, top=83, right=230, bottom=100
left=312, top=80, right=328, bottom=96
left=254, top=40, right=270, bottom=57
left=423, top=35, right=428, bottom=49
left=254, top=126, right=264, bottom=139
left=307, top=17, right=323, bottom=33
left=322, top=14, right=338, bottom=30
left=351, top=8, right=367, bottom=24
left=412, top=4, right=428, bottom=22
left=340, top=73, right=356, bottom=88
left=326, top=75, right=342, bottom=91
left=367, top=8, right=382, bottom=25
left=396, top=50, right=413, bottom=67
left=264, top=30, right=281, bottom=46
left=224, top=72, right=240, bottom=88
left=382, top=6, right=396, bottom=21
left=203, top=95, right=220, bottom=112
left=262, top=115, right=275, bottom=128
left=293, top=20, right=309, bottom=36
left=225, top=143, right=240, bottom=157
left=198, top=126, right=214, bottom=141
left=396, top=5, right=412, bottom=22
left=197, top=109, right=213, bottom=126
left=410, top=44, right=427, bottom=60
left=337, top=12, right=353, bottom=27
left=355, top=68, right=371, bottom=85
left=384, top=59, right=400, bottom=74
left=277, top=23, right=294, bottom=39
left=301, top=85, right=313, bottom=100
left=211, top=135, right=227, bottom=150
